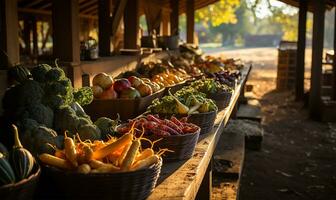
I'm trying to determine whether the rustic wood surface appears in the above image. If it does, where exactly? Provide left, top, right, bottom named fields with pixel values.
left=147, top=66, right=251, bottom=200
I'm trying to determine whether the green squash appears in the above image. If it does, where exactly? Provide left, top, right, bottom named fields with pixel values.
left=8, top=65, right=32, bottom=83
left=9, top=125, right=35, bottom=180
left=0, top=152, right=15, bottom=185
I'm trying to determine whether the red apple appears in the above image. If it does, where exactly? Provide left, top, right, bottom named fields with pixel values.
left=113, top=78, right=131, bottom=93
left=128, top=76, right=143, bottom=88
left=137, top=83, right=153, bottom=97
left=119, top=87, right=141, bottom=99
left=100, top=86, right=118, bottom=99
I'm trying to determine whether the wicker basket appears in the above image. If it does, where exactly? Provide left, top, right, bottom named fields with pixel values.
left=143, top=127, right=200, bottom=161
left=158, top=110, right=217, bottom=135
left=38, top=160, right=162, bottom=200
left=0, top=163, right=41, bottom=200
left=84, top=89, right=165, bottom=121
left=207, top=91, right=232, bottom=110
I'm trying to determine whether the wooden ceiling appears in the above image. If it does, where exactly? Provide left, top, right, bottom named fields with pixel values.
left=16, top=0, right=336, bottom=20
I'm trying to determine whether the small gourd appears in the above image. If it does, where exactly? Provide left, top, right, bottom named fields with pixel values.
left=9, top=124, right=35, bottom=180
left=0, top=152, right=15, bottom=185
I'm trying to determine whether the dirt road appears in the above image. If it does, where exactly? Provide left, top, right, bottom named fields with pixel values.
left=210, top=47, right=336, bottom=200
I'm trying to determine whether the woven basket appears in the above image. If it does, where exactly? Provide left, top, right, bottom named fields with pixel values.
left=38, top=160, right=162, bottom=200
left=84, top=89, right=165, bottom=121
left=157, top=110, right=217, bottom=135
left=143, top=127, right=200, bottom=161
left=207, top=91, right=232, bottom=110
left=0, top=163, right=41, bottom=200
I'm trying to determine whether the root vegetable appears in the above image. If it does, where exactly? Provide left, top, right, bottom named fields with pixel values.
left=39, top=154, right=73, bottom=170
left=131, top=155, right=159, bottom=171
left=121, top=140, right=140, bottom=171
left=77, top=164, right=91, bottom=174
left=64, top=133, right=78, bottom=167
left=93, top=133, right=133, bottom=159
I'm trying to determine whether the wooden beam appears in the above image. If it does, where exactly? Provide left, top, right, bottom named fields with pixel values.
left=186, top=0, right=195, bottom=44
left=82, top=4, right=98, bottom=15
left=333, top=8, right=336, bottom=100
left=23, top=19, right=32, bottom=55
left=170, top=0, right=179, bottom=35
left=295, top=0, right=307, bottom=101
left=161, top=8, right=170, bottom=36
left=98, top=0, right=112, bottom=56
left=18, top=8, right=98, bottom=19
left=39, top=2, right=52, bottom=9
left=32, top=18, right=38, bottom=57
left=79, top=0, right=97, bottom=12
left=24, top=0, right=44, bottom=8
left=111, top=0, right=128, bottom=37
left=52, top=0, right=80, bottom=64
left=309, top=0, right=326, bottom=119
left=0, top=0, right=20, bottom=67
left=124, top=0, right=139, bottom=49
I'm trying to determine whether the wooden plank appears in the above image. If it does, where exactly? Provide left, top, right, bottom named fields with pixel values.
left=295, top=0, right=307, bottom=101
left=236, top=103, right=262, bottom=123
left=23, top=19, right=32, bottom=55
left=111, top=0, right=128, bottom=38
left=123, top=0, right=139, bottom=49
left=170, top=0, right=179, bottom=35
left=98, top=0, right=112, bottom=56
left=186, top=0, right=195, bottom=44
left=0, top=0, right=20, bottom=67
left=333, top=8, right=336, bottom=100
left=32, top=18, right=38, bottom=57
left=213, top=129, right=245, bottom=179
left=18, top=8, right=98, bottom=19
left=309, top=0, right=326, bottom=119
left=212, top=180, right=239, bottom=200
left=147, top=66, right=251, bottom=200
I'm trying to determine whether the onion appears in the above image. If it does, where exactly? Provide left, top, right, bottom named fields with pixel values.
left=92, top=73, right=113, bottom=89
left=92, top=85, right=104, bottom=98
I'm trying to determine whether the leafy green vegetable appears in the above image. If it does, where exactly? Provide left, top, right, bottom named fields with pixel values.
left=53, top=106, right=79, bottom=136
left=190, top=78, right=233, bottom=94
left=94, top=117, right=119, bottom=139
left=78, top=124, right=101, bottom=141
left=30, top=64, right=52, bottom=83
left=26, top=103, right=54, bottom=128
left=73, top=87, right=94, bottom=106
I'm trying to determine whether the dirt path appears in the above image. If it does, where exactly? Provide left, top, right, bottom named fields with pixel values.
left=210, top=48, right=336, bottom=200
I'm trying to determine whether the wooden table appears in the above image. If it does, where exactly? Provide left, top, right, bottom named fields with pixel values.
left=147, top=66, right=251, bottom=200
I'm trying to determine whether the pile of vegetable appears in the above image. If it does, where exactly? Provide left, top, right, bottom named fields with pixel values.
left=2, top=63, right=119, bottom=156
left=189, top=78, right=233, bottom=95
left=117, top=115, right=200, bottom=137
left=147, top=88, right=217, bottom=115
left=205, top=70, right=241, bottom=87
left=0, top=125, right=36, bottom=186
left=92, top=73, right=161, bottom=99
left=39, top=128, right=164, bottom=173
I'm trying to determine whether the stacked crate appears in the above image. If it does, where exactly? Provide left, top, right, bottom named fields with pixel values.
left=276, top=41, right=297, bottom=90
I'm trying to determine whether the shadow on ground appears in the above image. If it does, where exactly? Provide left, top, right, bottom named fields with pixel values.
left=239, top=89, right=336, bottom=200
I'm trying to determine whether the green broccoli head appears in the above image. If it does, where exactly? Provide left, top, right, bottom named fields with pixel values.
left=20, top=118, right=39, bottom=131
left=27, top=103, right=54, bottom=128
left=53, top=105, right=79, bottom=136
left=31, top=64, right=52, bottom=83
left=94, top=117, right=119, bottom=139
left=45, top=67, right=66, bottom=82
left=43, top=94, right=64, bottom=110
left=45, top=82, right=68, bottom=96
left=73, top=87, right=94, bottom=106
left=78, top=124, right=101, bottom=141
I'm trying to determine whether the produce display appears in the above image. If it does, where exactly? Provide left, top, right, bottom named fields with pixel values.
left=189, top=78, right=233, bottom=95
left=92, top=73, right=161, bottom=99
left=118, top=61, right=191, bottom=88
left=148, top=88, right=218, bottom=115
left=39, top=129, right=164, bottom=173
left=0, top=125, right=36, bottom=186
left=2, top=64, right=119, bottom=156
left=205, top=70, right=240, bottom=87
left=117, top=115, right=200, bottom=136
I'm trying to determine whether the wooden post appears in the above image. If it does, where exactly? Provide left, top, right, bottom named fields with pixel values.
left=124, top=0, right=139, bottom=49
left=52, top=0, right=80, bottom=64
left=186, top=0, right=195, bottom=44
left=52, top=0, right=81, bottom=88
left=0, top=0, right=20, bottom=66
left=309, top=0, right=325, bottom=118
left=23, top=18, right=32, bottom=55
left=333, top=8, right=336, bottom=100
left=295, top=0, right=307, bottom=101
left=195, top=158, right=212, bottom=200
left=161, top=8, right=170, bottom=36
left=98, top=0, right=112, bottom=56
left=32, top=18, right=38, bottom=57
left=170, top=0, right=179, bottom=35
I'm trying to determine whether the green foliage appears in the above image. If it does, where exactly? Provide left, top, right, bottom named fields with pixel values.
left=73, top=87, right=94, bottom=106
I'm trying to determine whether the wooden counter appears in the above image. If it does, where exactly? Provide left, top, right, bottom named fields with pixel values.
left=147, top=65, right=251, bottom=200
